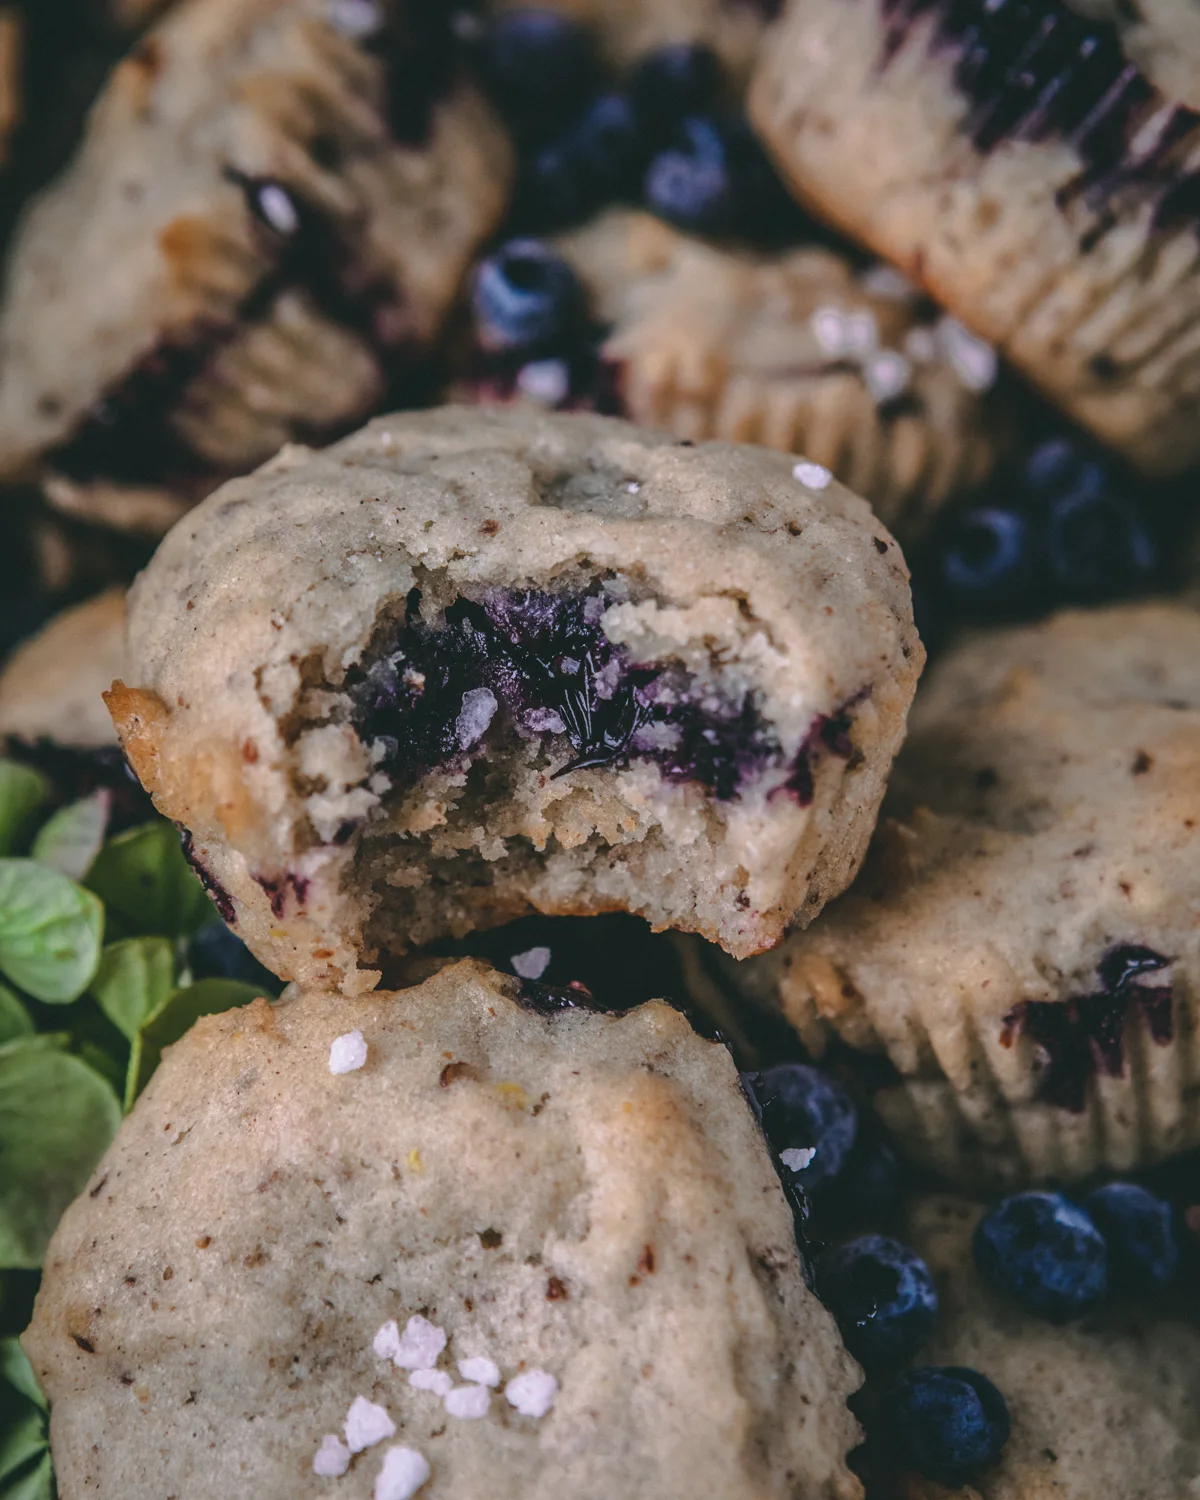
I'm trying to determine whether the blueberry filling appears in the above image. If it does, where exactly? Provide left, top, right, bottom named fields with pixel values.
left=819, top=1234, right=939, bottom=1369
left=1000, top=943, right=1174, bottom=1111
left=346, top=584, right=796, bottom=801
left=972, top=1190, right=1108, bottom=1320
left=881, top=0, right=1200, bottom=226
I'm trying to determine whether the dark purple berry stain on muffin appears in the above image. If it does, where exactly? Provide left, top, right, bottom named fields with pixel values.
left=252, top=870, right=311, bottom=920
left=881, top=0, right=1200, bottom=232
left=178, top=828, right=237, bottom=925
left=346, top=583, right=835, bottom=801
left=1001, top=943, right=1174, bottom=1110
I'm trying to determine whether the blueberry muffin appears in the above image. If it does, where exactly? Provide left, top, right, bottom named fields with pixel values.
left=23, top=960, right=865, bottom=1500
left=554, top=208, right=1006, bottom=540
left=105, top=404, right=921, bottom=988
left=0, top=5, right=19, bottom=169
left=750, top=0, right=1200, bottom=476
left=719, top=602, right=1200, bottom=1187
left=894, top=1193, right=1200, bottom=1499
left=0, top=0, right=513, bottom=491
left=0, top=588, right=126, bottom=748
left=488, top=0, right=768, bottom=85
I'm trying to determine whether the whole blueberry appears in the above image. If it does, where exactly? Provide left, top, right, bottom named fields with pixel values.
left=1044, top=488, right=1157, bottom=601
left=819, top=1235, right=938, bottom=1368
left=478, top=9, right=598, bottom=139
left=937, top=505, right=1033, bottom=610
left=189, top=921, right=283, bottom=996
left=471, top=240, right=585, bottom=355
left=644, top=116, right=734, bottom=233
left=518, top=93, right=640, bottom=228
left=973, top=1191, right=1108, bottom=1320
left=882, top=1366, right=1011, bottom=1484
left=1083, top=1182, right=1179, bottom=1292
left=834, top=1131, right=904, bottom=1226
left=741, top=1063, right=857, bottom=1192
left=630, top=43, right=721, bottom=133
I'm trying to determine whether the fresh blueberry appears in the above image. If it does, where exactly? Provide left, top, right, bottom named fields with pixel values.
left=471, top=240, right=585, bottom=355
left=518, top=92, right=641, bottom=228
left=741, top=1063, right=857, bottom=1193
left=937, top=505, right=1033, bottom=610
left=819, top=1235, right=938, bottom=1368
left=644, top=115, right=734, bottom=233
left=478, top=9, right=598, bottom=140
left=882, top=1366, right=1011, bottom=1484
left=973, top=1191, right=1108, bottom=1320
left=1044, top=487, right=1157, bottom=601
left=189, top=920, right=283, bottom=995
left=630, top=43, right=721, bottom=133
left=1083, top=1182, right=1179, bottom=1292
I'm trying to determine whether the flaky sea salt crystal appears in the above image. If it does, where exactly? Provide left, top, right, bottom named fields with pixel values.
left=444, top=1384, right=491, bottom=1419
left=456, top=687, right=498, bottom=750
left=505, top=1369, right=558, bottom=1418
left=329, top=1030, right=368, bottom=1075
left=313, top=1434, right=351, bottom=1477
left=374, top=1445, right=431, bottom=1500
left=510, top=947, right=551, bottom=981
left=394, top=1315, right=447, bottom=1371
left=936, top=317, right=998, bottom=393
left=373, top=1320, right=401, bottom=1362
left=792, top=461, right=832, bottom=491
left=457, top=1356, right=501, bottom=1388
left=780, top=1146, right=816, bottom=1173
left=409, top=1369, right=453, bottom=1397
left=864, top=350, right=911, bottom=404
left=344, top=1396, right=396, bottom=1453
left=517, top=359, right=571, bottom=406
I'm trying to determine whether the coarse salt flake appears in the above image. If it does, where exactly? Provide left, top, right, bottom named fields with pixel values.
left=456, top=687, right=498, bottom=750
left=457, top=1356, right=501, bottom=1388
left=373, top=1320, right=401, bottom=1362
left=394, top=1314, right=447, bottom=1371
left=313, top=1434, right=351, bottom=1478
left=936, top=317, right=998, bottom=393
left=409, top=1369, right=453, bottom=1397
left=792, top=461, right=832, bottom=491
left=255, top=182, right=300, bottom=236
left=444, top=1384, right=491, bottom=1419
left=780, top=1146, right=817, bottom=1173
left=864, top=350, right=910, bottom=405
left=344, top=1396, right=396, bottom=1453
left=517, top=358, right=571, bottom=407
left=374, top=1445, right=431, bottom=1500
left=510, top=947, right=551, bottom=981
left=330, top=1030, right=368, bottom=1075
left=505, top=1369, right=558, bottom=1418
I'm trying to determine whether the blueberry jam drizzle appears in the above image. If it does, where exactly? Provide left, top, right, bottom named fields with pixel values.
left=1001, top=943, right=1174, bottom=1111
left=347, top=585, right=800, bottom=800
left=881, top=0, right=1200, bottom=220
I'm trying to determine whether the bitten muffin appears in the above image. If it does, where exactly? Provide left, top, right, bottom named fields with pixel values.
left=896, top=1193, right=1200, bottom=1500
left=23, top=961, right=865, bottom=1500
left=488, top=0, right=768, bottom=85
left=0, top=0, right=512, bottom=491
left=750, top=0, right=1200, bottom=476
left=720, top=602, right=1200, bottom=1187
left=106, top=404, right=922, bottom=988
left=0, top=588, right=126, bottom=748
left=555, top=208, right=1006, bottom=541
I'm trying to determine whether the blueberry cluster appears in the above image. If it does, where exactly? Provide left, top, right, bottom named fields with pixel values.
left=918, top=434, right=1163, bottom=636
left=474, top=11, right=803, bottom=239
left=973, top=1185, right=1179, bottom=1319
left=741, top=1061, right=1011, bottom=1486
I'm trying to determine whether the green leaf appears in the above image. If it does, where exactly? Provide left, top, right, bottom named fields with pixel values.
left=1, top=1452, right=52, bottom=1500
left=125, top=978, right=262, bottom=1111
left=86, top=823, right=212, bottom=939
left=0, top=1406, right=46, bottom=1488
left=0, top=1341, right=45, bottom=1411
left=90, top=938, right=176, bottom=1043
left=0, top=862, right=104, bottom=1004
left=0, top=1041, right=120, bottom=1269
left=0, top=766, right=49, bottom=861
left=0, top=991, right=31, bottom=1049
left=31, top=791, right=110, bottom=881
